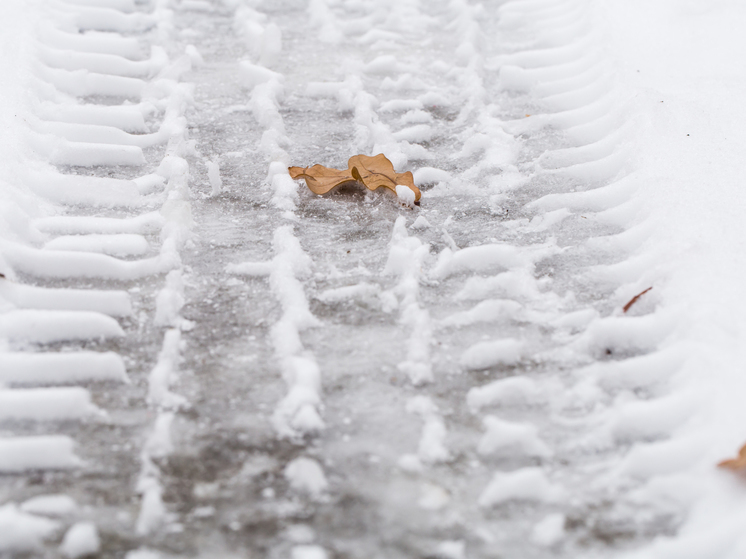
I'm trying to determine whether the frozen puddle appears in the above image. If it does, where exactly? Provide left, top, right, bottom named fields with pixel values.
left=0, top=0, right=723, bottom=557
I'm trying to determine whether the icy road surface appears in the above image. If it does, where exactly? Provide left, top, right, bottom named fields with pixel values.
left=2, top=0, right=746, bottom=557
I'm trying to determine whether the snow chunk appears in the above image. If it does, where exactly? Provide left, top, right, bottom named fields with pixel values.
left=397, top=454, right=423, bottom=473
left=239, top=61, right=283, bottom=89
left=20, top=495, right=78, bottom=517
left=44, top=234, right=149, bottom=256
left=410, top=216, right=431, bottom=230
left=0, top=310, right=124, bottom=344
left=364, top=55, right=401, bottom=75
left=393, top=124, right=433, bottom=143
left=317, top=283, right=379, bottom=304
left=435, top=540, right=466, bottom=559
left=460, top=339, right=524, bottom=370
left=479, top=468, right=564, bottom=507
left=0, top=504, right=59, bottom=553
left=0, top=436, right=81, bottom=472
left=406, top=396, right=450, bottom=463
left=60, top=522, right=100, bottom=558
left=0, top=352, right=128, bottom=386
left=413, top=167, right=451, bottom=184
left=154, top=270, right=185, bottom=327
left=379, top=99, right=423, bottom=113
left=466, top=376, right=541, bottom=412
left=284, top=524, right=316, bottom=544
left=284, top=457, right=328, bottom=498
left=478, top=416, right=552, bottom=458
left=418, top=482, right=450, bottom=511
left=440, top=299, right=523, bottom=328
left=125, top=549, right=162, bottom=559
left=292, top=545, right=328, bottom=559
left=531, top=513, right=566, bottom=547
left=431, top=244, right=529, bottom=279
left=206, top=157, right=222, bottom=196
left=396, top=184, right=416, bottom=207
left=0, top=388, right=103, bottom=421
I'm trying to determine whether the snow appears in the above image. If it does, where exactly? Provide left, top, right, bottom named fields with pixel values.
left=459, top=338, right=525, bottom=370
left=531, top=513, right=566, bottom=547
left=0, top=351, right=128, bottom=385
left=395, top=184, right=416, bottom=207
left=0, top=388, right=103, bottom=421
left=284, top=457, right=328, bottom=499
left=467, top=376, right=542, bottom=412
left=59, top=522, right=100, bottom=558
left=20, top=494, right=78, bottom=517
left=590, top=1, right=746, bottom=556
left=478, top=415, right=552, bottom=458
left=0, top=436, right=81, bottom=472
left=435, top=540, right=466, bottom=559
left=0, top=0, right=745, bottom=556
left=479, top=467, right=565, bottom=507
left=0, top=504, right=59, bottom=554
left=291, top=545, right=329, bottom=559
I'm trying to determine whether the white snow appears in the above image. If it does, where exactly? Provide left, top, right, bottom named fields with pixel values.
left=384, top=216, right=434, bottom=385
left=467, top=376, right=542, bottom=412
left=406, top=396, right=450, bottom=464
left=291, top=545, right=329, bottom=559
left=478, top=415, right=552, bottom=458
left=0, top=436, right=81, bottom=472
left=0, top=388, right=103, bottom=421
left=0, top=351, right=128, bottom=385
left=479, top=467, right=564, bottom=507
left=20, top=495, right=78, bottom=517
left=435, top=540, right=466, bottom=559
left=0, top=0, right=744, bottom=556
left=395, top=184, right=416, bottom=207
left=531, top=513, right=566, bottom=547
left=59, top=522, right=100, bottom=558
left=284, top=457, right=328, bottom=499
left=459, top=338, right=524, bottom=370
left=0, top=504, right=59, bottom=554
left=206, top=157, right=222, bottom=196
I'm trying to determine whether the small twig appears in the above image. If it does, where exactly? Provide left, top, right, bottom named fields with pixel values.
left=623, top=287, right=653, bottom=313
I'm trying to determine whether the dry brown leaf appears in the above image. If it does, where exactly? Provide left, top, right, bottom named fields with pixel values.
left=718, top=443, right=746, bottom=471
left=289, top=153, right=421, bottom=205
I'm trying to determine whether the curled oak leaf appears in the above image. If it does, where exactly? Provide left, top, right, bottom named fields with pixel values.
left=718, top=443, right=746, bottom=471
left=289, top=153, right=421, bottom=205
left=288, top=164, right=356, bottom=195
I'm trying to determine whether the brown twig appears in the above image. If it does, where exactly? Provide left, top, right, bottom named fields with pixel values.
left=623, top=287, right=653, bottom=313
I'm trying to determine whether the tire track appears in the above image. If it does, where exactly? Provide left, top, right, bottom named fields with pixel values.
left=0, top=0, right=195, bottom=554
